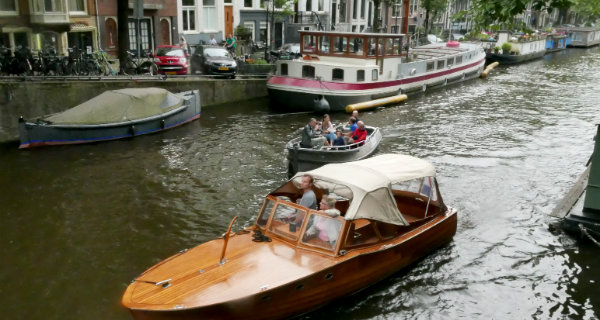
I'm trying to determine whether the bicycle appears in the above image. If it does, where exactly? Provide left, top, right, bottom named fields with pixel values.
left=93, top=50, right=115, bottom=76
left=121, top=50, right=158, bottom=76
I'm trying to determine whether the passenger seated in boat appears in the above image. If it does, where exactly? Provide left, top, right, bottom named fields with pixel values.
left=349, top=121, right=367, bottom=146
left=322, top=114, right=336, bottom=146
left=345, top=117, right=358, bottom=134
left=304, top=195, right=342, bottom=247
left=351, top=110, right=360, bottom=123
left=301, top=118, right=327, bottom=149
left=297, top=174, right=317, bottom=209
left=332, top=129, right=346, bottom=149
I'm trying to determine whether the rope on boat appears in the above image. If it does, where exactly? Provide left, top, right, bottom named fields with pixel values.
left=579, top=223, right=600, bottom=247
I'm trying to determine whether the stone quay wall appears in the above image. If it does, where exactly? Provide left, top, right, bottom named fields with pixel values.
left=0, top=78, right=268, bottom=143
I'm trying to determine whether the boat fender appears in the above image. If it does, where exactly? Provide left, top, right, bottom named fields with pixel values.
left=161, top=119, right=165, bottom=130
left=313, top=95, right=330, bottom=113
left=129, top=125, right=135, bottom=137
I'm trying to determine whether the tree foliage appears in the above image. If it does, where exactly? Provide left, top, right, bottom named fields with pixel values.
left=469, top=0, right=573, bottom=29
left=571, top=0, right=600, bottom=23
left=421, top=0, right=448, bottom=35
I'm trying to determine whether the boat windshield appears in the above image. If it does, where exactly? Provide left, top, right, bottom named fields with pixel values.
left=268, top=202, right=309, bottom=241
left=300, top=213, right=343, bottom=251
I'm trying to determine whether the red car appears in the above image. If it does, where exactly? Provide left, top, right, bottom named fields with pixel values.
left=153, top=45, right=189, bottom=75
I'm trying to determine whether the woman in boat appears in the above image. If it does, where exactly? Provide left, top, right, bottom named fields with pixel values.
left=322, top=114, right=336, bottom=146
left=305, top=195, right=342, bottom=247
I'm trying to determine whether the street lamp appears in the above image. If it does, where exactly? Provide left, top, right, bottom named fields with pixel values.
left=264, top=0, right=272, bottom=60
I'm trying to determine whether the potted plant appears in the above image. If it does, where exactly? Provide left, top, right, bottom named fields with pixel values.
left=501, top=42, right=512, bottom=54
left=493, top=46, right=500, bottom=53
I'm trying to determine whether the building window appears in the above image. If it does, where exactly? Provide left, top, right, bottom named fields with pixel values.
left=332, top=68, right=344, bottom=80
left=244, top=21, right=255, bottom=40
left=105, top=18, right=117, bottom=49
left=357, top=70, right=364, bottom=81
left=0, top=0, right=17, bottom=12
left=69, top=0, right=85, bottom=12
left=182, top=0, right=196, bottom=31
left=352, top=0, right=357, bottom=19
left=45, top=0, right=64, bottom=12
left=318, top=0, right=323, bottom=11
left=360, top=0, right=365, bottom=19
left=392, top=4, right=400, bottom=17
left=339, top=0, right=346, bottom=22
left=259, top=21, right=266, bottom=42
left=306, top=0, right=312, bottom=11
left=302, top=65, right=315, bottom=78
left=128, top=19, right=152, bottom=52
left=244, top=0, right=252, bottom=7
left=281, top=63, right=288, bottom=75
left=203, top=0, right=217, bottom=30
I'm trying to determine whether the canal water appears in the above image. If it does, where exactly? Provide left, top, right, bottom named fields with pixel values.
left=1, top=47, right=599, bottom=320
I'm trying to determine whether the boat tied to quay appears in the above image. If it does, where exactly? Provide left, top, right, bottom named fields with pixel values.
left=18, top=88, right=201, bottom=149
left=121, top=154, right=458, bottom=319
left=267, top=30, right=486, bottom=113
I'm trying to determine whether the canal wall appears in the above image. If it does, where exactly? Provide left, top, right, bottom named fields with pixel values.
left=0, top=77, right=268, bottom=143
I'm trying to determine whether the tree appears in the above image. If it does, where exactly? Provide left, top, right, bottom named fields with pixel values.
left=572, top=0, right=600, bottom=23
left=266, top=0, right=296, bottom=50
left=422, top=0, right=448, bottom=36
left=469, top=0, right=573, bottom=30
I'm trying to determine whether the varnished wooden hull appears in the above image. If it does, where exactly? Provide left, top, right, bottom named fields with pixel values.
left=124, top=210, right=457, bottom=320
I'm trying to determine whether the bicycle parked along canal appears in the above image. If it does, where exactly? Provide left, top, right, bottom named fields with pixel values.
left=121, top=50, right=158, bottom=76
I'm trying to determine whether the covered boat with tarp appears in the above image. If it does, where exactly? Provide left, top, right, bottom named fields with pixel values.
left=121, top=154, right=458, bottom=320
left=18, top=87, right=201, bottom=148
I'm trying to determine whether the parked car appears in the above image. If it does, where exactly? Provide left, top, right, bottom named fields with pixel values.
left=190, top=45, right=237, bottom=78
left=153, top=45, right=189, bottom=75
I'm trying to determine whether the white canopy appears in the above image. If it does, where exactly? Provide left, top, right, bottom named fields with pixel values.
left=292, top=154, right=436, bottom=225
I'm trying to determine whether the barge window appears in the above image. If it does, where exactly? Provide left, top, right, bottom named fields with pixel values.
left=436, top=60, right=444, bottom=69
left=332, top=68, right=344, bottom=81
left=303, top=34, right=316, bottom=52
left=319, top=36, right=330, bottom=54
left=334, top=36, right=346, bottom=54
left=456, top=55, right=462, bottom=64
left=446, top=57, right=454, bottom=67
left=367, top=37, right=376, bottom=56
left=302, top=65, right=315, bottom=78
left=280, top=63, right=288, bottom=76
left=393, top=38, right=402, bottom=55
left=426, top=61, right=434, bottom=71
left=349, top=37, right=363, bottom=55
left=372, top=69, right=378, bottom=81
left=357, top=70, right=365, bottom=81
left=385, top=38, right=394, bottom=55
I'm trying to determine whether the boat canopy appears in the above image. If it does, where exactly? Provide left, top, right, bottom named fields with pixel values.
left=288, top=154, right=436, bottom=226
left=43, top=88, right=184, bottom=125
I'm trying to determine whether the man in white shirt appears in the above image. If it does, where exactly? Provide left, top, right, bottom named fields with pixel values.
left=209, top=34, right=217, bottom=46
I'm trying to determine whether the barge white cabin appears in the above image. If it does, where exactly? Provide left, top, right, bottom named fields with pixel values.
left=267, top=31, right=486, bottom=112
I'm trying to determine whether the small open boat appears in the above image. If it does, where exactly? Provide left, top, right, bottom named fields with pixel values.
left=18, top=87, right=201, bottom=148
left=285, top=125, right=382, bottom=177
left=121, top=154, right=458, bottom=320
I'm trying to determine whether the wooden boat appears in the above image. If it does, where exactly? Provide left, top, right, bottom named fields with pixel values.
left=486, top=31, right=547, bottom=65
left=18, top=88, right=201, bottom=149
left=285, top=125, right=382, bottom=177
left=121, top=154, right=458, bottom=319
left=267, top=30, right=486, bottom=112
left=552, top=125, right=600, bottom=242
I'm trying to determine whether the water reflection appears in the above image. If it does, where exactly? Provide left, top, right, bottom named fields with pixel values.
left=0, top=47, right=599, bottom=320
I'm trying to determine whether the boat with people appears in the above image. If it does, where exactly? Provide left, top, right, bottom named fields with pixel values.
left=285, top=124, right=382, bottom=177
left=486, top=31, right=547, bottom=65
left=551, top=125, right=600, bottom=244
left=18, top=88, right=201, bottom=149
left=266, top=30, right=486, bottom=113
left=121, top=154, right=458, bottom=319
